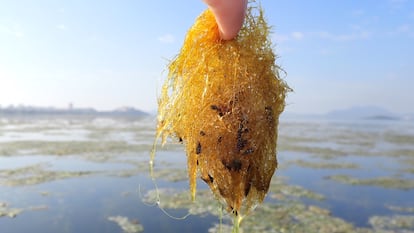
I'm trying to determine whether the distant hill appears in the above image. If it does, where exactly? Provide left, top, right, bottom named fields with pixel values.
left=0, top=105, right=149, bottom=117
left=325, top=106, right=400, bottom=120
left=100, top=107, right=149, bottom=117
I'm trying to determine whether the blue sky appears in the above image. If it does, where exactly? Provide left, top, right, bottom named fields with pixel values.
left=0, top=0, right=413, bottom=114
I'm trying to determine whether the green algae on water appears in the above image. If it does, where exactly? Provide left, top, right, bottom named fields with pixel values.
left=369, top=215, right=414, bottom=232
left=386, top=204, right=414, bottom=213
left=0, top=164, right=96, bottom=186
left=0, top=202, right=23, bottom=218
left=143, top=187, right=373, bottom=233
left=326, top=174, right=414, bottom=190
left=108, top=216, right=144, bottom=233
left=291, top=159, right=359, bottom=169
left=0, top=140, right=151, bottom=156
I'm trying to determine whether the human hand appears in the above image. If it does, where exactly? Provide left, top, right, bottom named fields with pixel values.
left=203, top=0, right=248, bottom=40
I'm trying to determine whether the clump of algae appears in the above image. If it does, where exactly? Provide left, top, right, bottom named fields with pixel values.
left=154, top=2, right=289, bottom=227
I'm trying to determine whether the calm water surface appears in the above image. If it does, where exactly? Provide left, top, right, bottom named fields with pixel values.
left=1, top=116, right=413, bottom=232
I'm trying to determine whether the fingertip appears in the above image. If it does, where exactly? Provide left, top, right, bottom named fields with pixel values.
left=204, top=0, right=247, bottom=40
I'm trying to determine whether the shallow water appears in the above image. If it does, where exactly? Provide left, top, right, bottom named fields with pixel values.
left=1, top=116, right=413, bottom=232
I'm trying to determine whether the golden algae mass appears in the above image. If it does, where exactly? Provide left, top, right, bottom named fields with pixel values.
left=155, top=5, right=289, bottom=219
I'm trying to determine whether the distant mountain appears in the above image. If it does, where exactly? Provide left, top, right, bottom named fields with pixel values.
left=325, top=106, right=400, bottom=120
left=100, top=106, right=148, bottom=116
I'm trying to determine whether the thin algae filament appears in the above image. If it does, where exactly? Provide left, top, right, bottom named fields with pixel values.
left=153, top=3, right=289, bottom=228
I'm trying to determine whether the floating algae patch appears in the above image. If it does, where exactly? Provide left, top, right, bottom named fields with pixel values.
left=369, top=215, right=414, bottom=232
left=278, top=143, right=347, bottom=159
left=0, top=163, right=96, bottom=186
left=208, top=202, right=373, bottom=233
left=86, top=128, right=112, bottom=140
left=278, top=135, right=324, bottom=145
left=399, top=164, right=414, bottom=175
left=384, top=131, right=414, bottom=145
left=143, top=188, right=220, bottom=217
left=153, top=2, right=289, bottom=224
left=269, top=177, right=325, bottom=201
left=108, top=215, right=144, bottom=233
left=290, top=159, right=360, bottom=170
left=386, top=204, right=414, bottom=214
left=0, top=140, right=150, bottom=156
left=0, top=202, right=48, bottom=219
left=0, top=202, right=23, bottom=218
left=387, top=148, right=414, bottom=158
left=326, top=174, right=414, bottom=190
left=397, top=154, right=414, bottom=174
left=143, top=176, right=326, bottom=218
left=143, top=187, right=371, bottom=233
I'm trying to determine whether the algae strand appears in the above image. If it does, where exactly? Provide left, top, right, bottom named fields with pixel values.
left=155, top=3, right=289, bottom=218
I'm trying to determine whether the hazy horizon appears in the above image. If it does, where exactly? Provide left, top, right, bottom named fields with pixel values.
left=1, top=103, right=413, bottom=117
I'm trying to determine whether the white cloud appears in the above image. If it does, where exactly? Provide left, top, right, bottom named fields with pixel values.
left=57, top=24, right=66, bottom=30
left=273, top=31, right=304, bottom=43
left=315, top=30, right=370, bottom=42
left=158, top=34, right=175, bottom=44
left=291, top=31, right=304, bottom=40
